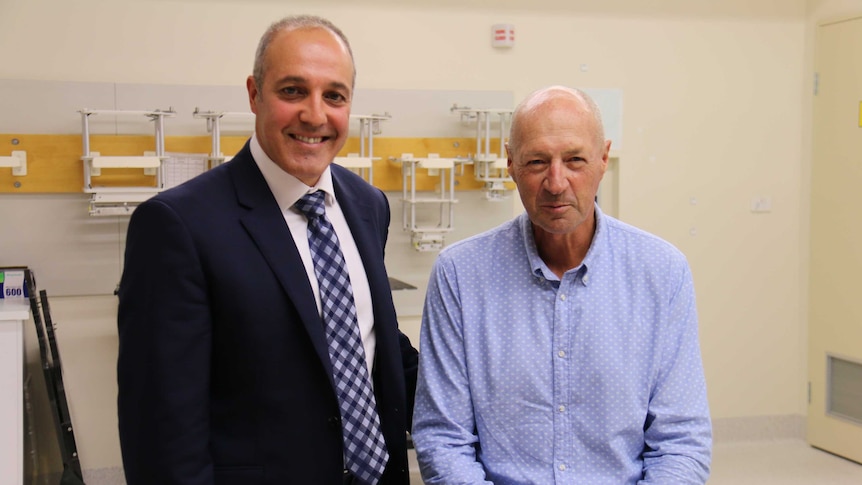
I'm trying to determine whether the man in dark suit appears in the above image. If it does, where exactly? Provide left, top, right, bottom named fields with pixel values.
left=117, top=15, right=418, bottom=485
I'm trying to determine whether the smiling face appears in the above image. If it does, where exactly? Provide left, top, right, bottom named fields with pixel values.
left=507, top=89, right=610, bottom=247
left=247, top=26, right=354, bottom=186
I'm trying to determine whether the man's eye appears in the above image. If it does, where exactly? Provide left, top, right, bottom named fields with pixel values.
left=324, top=92, right=347, bottom=103
left=281, top=86, right=302, bottom=96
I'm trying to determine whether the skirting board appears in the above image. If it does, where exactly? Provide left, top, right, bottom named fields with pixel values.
left=712, top=414, right=806, bottom=443
left=32, top=467, right=127, bottom=485
left=82, top=468, right=126, bottom=484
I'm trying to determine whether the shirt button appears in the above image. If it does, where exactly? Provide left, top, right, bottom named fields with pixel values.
left=560, top=294, right=567, bottom=301
left=582, top=275, right=590, bottom=284
left=558, top=405, right=565, bottom=412
left=559, top=464, right=567, bottom=471
left=557, top=350, right=566, bottom=358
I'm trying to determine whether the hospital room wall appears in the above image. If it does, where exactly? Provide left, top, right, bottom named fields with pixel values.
left=0, top=0, right=815, bottom=473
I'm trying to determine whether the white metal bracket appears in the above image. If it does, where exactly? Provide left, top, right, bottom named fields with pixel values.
left=192, top=108, right=255, bottom=167
left=0, top=150, right=27, bottom=176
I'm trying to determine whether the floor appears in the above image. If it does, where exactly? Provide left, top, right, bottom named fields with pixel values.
left=406, top=439, right=862, bottom=484
left=709, top=440, right=862, bottom=484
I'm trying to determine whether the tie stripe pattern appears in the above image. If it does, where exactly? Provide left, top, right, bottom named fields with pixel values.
left=294, top=191, right=389, bottom=484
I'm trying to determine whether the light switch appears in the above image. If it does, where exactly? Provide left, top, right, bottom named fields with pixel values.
left=750, top=196, right=772, bottom=213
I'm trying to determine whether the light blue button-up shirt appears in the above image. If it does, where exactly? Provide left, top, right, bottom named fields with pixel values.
left=413, top=207, right=711, bottom=484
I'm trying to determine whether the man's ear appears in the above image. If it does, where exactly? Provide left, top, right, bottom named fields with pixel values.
left=506, top=142, right=516, bottom=178
left=247, top=76, right=260, bottom=114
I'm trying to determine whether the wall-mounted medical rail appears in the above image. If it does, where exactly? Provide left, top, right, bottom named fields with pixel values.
left=397, top=153, right=466, bottom=252
left=192, top=108, right=255, bottom=167
left=79, top=108, right=176, bottom=216
left=334, top=113, right=391, bottom=185
left=451, top=106, right=513, bottom=200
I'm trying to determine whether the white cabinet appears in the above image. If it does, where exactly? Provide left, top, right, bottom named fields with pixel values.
left=0, top=299, right=29, bottom=485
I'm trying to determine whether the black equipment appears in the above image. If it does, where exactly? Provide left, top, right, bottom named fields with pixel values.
left=23, top=269, right=85, bottom=485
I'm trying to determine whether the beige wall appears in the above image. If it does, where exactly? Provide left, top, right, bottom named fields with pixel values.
left=4, top=0, right=852, bottom=474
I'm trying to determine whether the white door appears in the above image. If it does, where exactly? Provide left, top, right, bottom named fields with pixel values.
left=808, top=15, right=862, bottom=464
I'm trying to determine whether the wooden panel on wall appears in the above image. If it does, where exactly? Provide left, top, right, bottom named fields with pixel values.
left=0, top=134, right=514, bottom=193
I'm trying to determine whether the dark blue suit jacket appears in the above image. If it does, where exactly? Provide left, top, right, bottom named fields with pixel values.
left=117, top=142, right=418, bottom=485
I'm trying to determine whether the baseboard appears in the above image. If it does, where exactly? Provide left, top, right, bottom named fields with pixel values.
left=712, top=414, right=806, bottom=443
left=82, top=467, right=126, bottom=485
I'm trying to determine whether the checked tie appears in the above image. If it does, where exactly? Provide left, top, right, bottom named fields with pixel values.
left=294, top=191, right=389, bottom=484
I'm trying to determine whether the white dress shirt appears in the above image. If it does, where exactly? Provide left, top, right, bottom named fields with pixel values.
left=250, top=134, right=377, bottom=375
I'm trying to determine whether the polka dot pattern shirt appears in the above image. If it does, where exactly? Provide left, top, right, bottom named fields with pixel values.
left=412, top=206, right=712, bottom=484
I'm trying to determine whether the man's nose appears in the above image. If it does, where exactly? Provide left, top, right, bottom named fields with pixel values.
left=299, top=96, right=326, bottom=126
left=544, top=160, right=568, bottom=194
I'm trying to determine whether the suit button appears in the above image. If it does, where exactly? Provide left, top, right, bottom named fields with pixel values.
left=328, top=416, right=341, bottom=429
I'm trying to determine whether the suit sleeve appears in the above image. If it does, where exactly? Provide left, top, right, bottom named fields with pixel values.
left=117, top=199, right=214, bottom=485
left=399, top=330, right=419, bottom=431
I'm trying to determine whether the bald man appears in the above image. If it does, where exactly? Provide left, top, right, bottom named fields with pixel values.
left=412, top=86, right=711, bottom=484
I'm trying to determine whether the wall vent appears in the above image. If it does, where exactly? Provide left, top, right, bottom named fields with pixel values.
left=827, top=355, right=862, bottom=426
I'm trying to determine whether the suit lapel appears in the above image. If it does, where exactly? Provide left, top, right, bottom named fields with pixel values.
left=332, top=169, right=383, bottom=304
left=332, top=167, right=395, bottom=375
left=333, top=178, right=374, bottom=257
left=228, top=146, right=335, bottom=382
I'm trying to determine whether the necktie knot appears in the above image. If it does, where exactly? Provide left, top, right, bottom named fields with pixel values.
left=295, top=191, right=326, bottom=220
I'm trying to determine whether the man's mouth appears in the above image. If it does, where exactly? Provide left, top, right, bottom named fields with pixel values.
left=292, top=134, right=326, bottom=144
left=543, top=202, right=571, bottom=211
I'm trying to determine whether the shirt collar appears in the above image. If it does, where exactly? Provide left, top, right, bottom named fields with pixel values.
left=522, top=203, right=607, bottom=282
left=250, top=133, right=336, bottom=211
